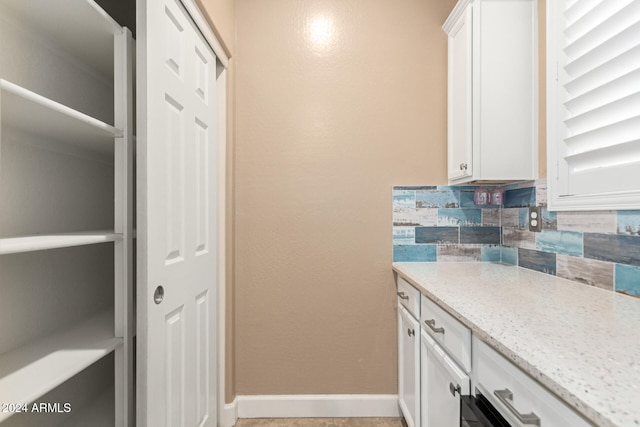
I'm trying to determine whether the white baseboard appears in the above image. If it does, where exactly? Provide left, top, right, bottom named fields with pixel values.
left=219, top=397, right=238, bottom=427
left=236, top=394, right=400, bottom=419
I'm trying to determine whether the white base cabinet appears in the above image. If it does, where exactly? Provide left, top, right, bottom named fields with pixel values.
left=396, top=274, right=595, bottom=427
left=472, top=337, right=592, bottom=427
left=420, top=331, right=469, bottom=427
left=398, top=306, right=421, bottom=427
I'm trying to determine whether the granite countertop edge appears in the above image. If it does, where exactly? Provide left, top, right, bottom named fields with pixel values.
left=392, top=261, right=639, bottom=427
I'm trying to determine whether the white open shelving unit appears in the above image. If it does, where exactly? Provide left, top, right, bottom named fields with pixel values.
left=0, top=310, right=120, bottom=423
left=0, top=230, right=121, bottom=255
left=0, top=0, right=134, bottom=425
left=0, top=80, right=122, bottom=156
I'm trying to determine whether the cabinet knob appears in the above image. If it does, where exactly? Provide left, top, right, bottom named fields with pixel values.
left=397, top=291, right=409, bottom=300
left=407, top=328, right=415, bottom=337
left=459, top=163, right=468, bottom=170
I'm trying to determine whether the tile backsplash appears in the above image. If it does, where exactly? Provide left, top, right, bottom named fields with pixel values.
left=393, top=181, right=640, bottom=298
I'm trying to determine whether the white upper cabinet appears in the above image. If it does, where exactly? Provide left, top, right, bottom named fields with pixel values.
left=443, top=0, right=538, bottom=185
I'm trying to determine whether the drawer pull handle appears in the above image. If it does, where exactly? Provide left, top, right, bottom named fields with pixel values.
left=493, top=389, right=541, bottom=426
left=424, top=319, right=445, bottom=334
left=397, top=291, right=409, bottom=300
left=407, top=328, right=415, bottom=337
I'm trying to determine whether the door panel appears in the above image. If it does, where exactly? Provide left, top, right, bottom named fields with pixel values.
left=196, top=291, right=210, bottom=426
left=447, top=5, right=473, bottom=181
left=164, top=94, right=186, bottom=264
left=195, top=119, right=209, bottom=255
left=164, top=6, right=185, bottom=77
left=166, top=307, right=186, bottom=426
left=398, top=306, right=420, bottom=427
left=421, top=331, right=469, bottom=427
left=137, top=0, right=218, bottom=425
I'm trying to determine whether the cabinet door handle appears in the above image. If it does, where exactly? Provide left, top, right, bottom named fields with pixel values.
left=397, top=291, right=409, bottom=300
left=449, top=382, right=461, bottom=397
left=459, top=163, right=468, bottom=170
left=424, top=319, right=445, bottom=334
left=493, top=389, right=541, bottom=426
left=407, top=328, right=415, bottom=337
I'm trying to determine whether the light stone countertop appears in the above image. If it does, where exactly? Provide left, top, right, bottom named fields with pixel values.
left=392, top=262, right=640, bottom=427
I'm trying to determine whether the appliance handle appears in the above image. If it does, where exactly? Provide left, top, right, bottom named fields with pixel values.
left=493, top=389, right=541, bottom=426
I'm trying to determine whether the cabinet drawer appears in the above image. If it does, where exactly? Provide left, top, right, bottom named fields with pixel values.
left=420, top=295, right=471, bottom=373
left=397, top=276, right=420, bottom=319
left=472, top=337, right=591, bottom=427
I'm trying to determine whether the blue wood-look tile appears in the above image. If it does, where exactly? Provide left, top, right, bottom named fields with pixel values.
left=584, top=233, right=640, bottom=267
left=482, top=208, right=501, bottom=226
left=519, top=208, right=529, bottom=228
left=438, top=244, right=481, bottom=261
left=438, top=208, right=482, bottom=226
left=393, top=186, right=437, bottom=190
left=459, top=191, right=476, bottom=208
left=393, top=190, right=416, bottom=209
left=393, top=227, right=416, bottom=244
left=481, top=245, right=502, bottom=262
left=460, top=227, right=501, bottom=244
left=416, top=190, right=460, bottom=208
left=504, top=187, right=536, bottom=208
left=536, top=230, right=583, bottom=257
left=501, top=208, right=528, bottom=228
left=501, top=246, right=518, bottom=265
left=615, top=264, right=640, bottom=297
left=393, top=244, right=437, bottom=262
left=617, top=210, right=640, bottom=236
left=518, top=248, right=556, bottom=275
left=542, top=208, right=557, bottom=230
left=415, top=227, right=459, bottom=244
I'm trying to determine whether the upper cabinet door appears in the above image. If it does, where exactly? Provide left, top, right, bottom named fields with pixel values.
left=444, top=0, right=537, bottom=185
left=137, top=0, right=218, bottom=426
left=446, top=4, right=473, bottom=182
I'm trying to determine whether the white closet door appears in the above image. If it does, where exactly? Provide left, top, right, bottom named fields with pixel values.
left=137, top=0, right=218, bottom=426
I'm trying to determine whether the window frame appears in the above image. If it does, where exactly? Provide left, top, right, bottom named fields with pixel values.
left=546, top=0, right=640, bottom=211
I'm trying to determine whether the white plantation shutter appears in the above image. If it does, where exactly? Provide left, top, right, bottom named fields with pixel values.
left=548, top=0, right=640, bottom=209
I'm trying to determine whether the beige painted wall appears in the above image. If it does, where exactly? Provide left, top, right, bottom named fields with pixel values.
left=196, top=0, right=236, bottom=55
left=195, top=0, right=547, bottom=403
left=538, top=0, right=547, bottom=178
left=235, top=0, right=457, bottom=395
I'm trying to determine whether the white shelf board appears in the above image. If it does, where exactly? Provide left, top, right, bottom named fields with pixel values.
left=0, top=0, right=121, bottom=78
left=1, top=80, right=122, bottom=156
left=0, top=230, right=121, bottom=255
left=0, top=309, right=120, bottom=423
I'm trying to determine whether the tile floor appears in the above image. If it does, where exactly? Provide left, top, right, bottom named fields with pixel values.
left=235, top=418, right=405, bottom=427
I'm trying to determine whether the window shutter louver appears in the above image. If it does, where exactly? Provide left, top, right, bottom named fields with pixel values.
left=558, top=0, right=640, bottom=196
